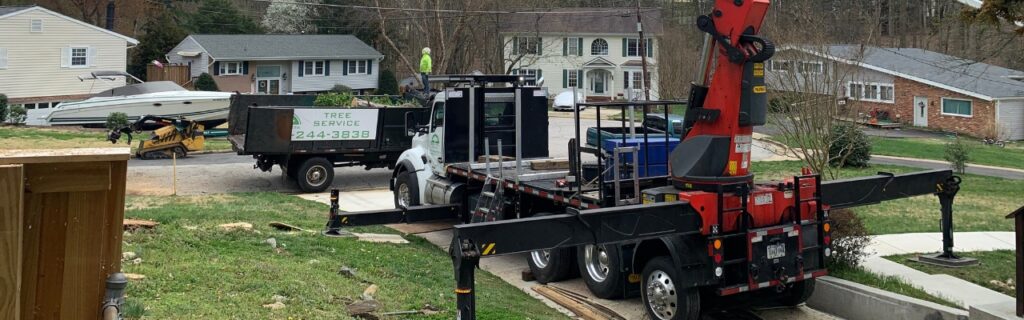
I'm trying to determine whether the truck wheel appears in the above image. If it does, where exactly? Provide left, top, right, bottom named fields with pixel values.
left=641, top=256, right=700, bottom=320
left=778, top=279, right=815, bottom=306
left=578, top=244, right=625, bottom=299
left=393, top=172, right=420, bottom=208
left=527, top=213, right=576, bottom=284
left=297, top=157, right=333, bottom=193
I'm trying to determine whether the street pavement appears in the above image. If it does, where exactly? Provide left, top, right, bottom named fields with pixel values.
left=300, top=189, right=839, bottom=320
left=863, top=232, right=1016, bottom=309
left=126, top=117, right=790, bottom=195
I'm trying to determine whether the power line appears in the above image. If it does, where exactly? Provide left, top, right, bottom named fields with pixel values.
left=247, top=0, right=659, bottom=15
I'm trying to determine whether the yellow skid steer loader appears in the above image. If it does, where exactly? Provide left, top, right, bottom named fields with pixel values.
left=107, top=115, right=205, bottom=159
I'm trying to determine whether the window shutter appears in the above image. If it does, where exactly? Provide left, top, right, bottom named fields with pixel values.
left=242, top=61, right=249, bottom=74
left=88, top=47, right=97, bottom=67
left=536, top=69, right=542, bottom=83
left=562, top=38, right=568, bottom=56
left=298, top=60, right=304, bottom=77
left=325, top=60, right=331, bottom=76
left=577, top=70, right=583, bottom=88
left=342, top=60, right=348, bottom=75
left=213, top=61, right=220, bottom=75
left=622, top=38, right=627, bottom=57
left=623, top=71, right=629, bottom=89
left=536, top=37, right=542, bottom=55
left=646, top=39, right=653, bottom=58
left=511, top=37, right=518, bottom=56
left=60, top=47, right=69, bottom=68
left=577, top=38, right=583, bottom=56
left=562, top=70, right=567, bottom=88
left=0, top=48, right=7, bottom=69
left=366, top=60, right=372, bottom=74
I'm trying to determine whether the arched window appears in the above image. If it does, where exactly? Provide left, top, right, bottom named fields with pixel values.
left=591, top=38, right=608, bottom=56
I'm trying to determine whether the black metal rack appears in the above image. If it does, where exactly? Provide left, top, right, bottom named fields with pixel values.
left=572, top=100, right=687, bottom=206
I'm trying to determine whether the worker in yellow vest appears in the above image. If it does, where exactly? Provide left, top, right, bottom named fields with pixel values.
left=420, top=47, right=432, bottom=92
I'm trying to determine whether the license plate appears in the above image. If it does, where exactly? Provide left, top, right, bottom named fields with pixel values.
left=767, top=243, right=786, bottom=259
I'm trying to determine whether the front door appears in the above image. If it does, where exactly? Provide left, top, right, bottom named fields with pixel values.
left=592, top=72, right=606, bottom=94
left=256, top=65, right=282, bottom=94
left=913, top=96, right=928, bottom=127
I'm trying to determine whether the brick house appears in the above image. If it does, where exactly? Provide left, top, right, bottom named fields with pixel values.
left=767, top=45, right=1024, bottom=140
left=166, top=34, right=383, bottom=95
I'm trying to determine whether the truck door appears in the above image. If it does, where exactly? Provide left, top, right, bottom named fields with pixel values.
left=428, top=101, right=446, bottom=174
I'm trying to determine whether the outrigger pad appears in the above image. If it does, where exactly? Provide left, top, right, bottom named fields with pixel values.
left=669, top=135, right=731, bottom=180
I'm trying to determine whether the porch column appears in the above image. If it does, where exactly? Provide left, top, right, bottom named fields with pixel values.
left=583, top=69, right=588, bottom=102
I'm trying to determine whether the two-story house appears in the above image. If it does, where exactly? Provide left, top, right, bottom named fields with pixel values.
left=0, top=5, right=139, bottom=124
left=767, top=45, right=1024, bottom=140
left=166, top=34, right=383, bottom=95
left=499, top=9, right=662, bottom=101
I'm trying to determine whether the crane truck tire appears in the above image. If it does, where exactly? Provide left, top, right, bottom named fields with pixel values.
left=578, top=244, right=625, bottom=299
left=641, top=256, right=700, bottom=320
left=527, top=212, right=577, bottom=283
left=394, top=171, right=420, bottom=208
left=296, top=157, right=334, bottom=193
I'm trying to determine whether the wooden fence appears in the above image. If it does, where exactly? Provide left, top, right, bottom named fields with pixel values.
left=1, top=148, right=129, bottom=320
left=147, top=64, right=193, bottom=89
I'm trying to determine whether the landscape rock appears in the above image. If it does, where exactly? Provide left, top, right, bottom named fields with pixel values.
left=361, top=284, right=379, bottom=301
left=130, top=258, right=142, bottom=265
left=337, top=266, right=358, bottom=278
left=265, top=237, right=278, bottom=249
left=218, top=222, right=253, bottom=232
left=122, top=252, right=137, bottom=261
left=262, top=301, right=286, bottom=310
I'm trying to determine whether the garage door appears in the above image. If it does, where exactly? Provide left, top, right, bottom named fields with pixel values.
left=998, top=100, right=1024, bottom=140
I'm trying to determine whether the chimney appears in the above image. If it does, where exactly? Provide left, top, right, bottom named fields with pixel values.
left=105, top=0, right=115, bottom=31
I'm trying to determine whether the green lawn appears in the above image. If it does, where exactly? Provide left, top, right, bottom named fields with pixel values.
left=885, top=251, right=1017, bottom=297
left=121, top=193, right=565, bottom=319
left=869, top=136, right=1024, bottom=170
left=0, top=125, right=233, bottom=153
left=828, top=265, right=960, bottom=308
left=606, top=104, right=686, bottom=121
left=750, top=161, right=1021, bottom=234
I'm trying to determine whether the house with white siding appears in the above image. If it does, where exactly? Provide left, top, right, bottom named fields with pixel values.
left=166, top=34, right=383, bottom=95
left=0, top=5, right=138, bottom=121
left=499, top=8, right=661, bottom=101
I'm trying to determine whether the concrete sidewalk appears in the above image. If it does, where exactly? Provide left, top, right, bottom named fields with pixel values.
left=863, top=232, right=1016, bottom=309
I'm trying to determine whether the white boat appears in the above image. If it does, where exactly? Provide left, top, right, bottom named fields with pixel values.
left=44, top=71, right=233, bottom=127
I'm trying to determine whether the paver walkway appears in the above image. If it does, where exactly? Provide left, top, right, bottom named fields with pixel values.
left=863, top=232, right=1017, bottom=309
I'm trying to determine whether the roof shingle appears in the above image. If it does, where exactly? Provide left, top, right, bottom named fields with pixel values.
left=190, top=34, right=383, bottom=60
left=813, top=45, right=1024, bottom=99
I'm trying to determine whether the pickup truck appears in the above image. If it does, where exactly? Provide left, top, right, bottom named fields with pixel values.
left=227, top=94, right=428, bottom=192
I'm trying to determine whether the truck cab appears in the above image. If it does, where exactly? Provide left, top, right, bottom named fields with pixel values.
left=389, top=75, right=549, bottom=210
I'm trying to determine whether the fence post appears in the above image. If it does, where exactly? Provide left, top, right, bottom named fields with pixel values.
left=1007, top=205, right=1023, bottom=317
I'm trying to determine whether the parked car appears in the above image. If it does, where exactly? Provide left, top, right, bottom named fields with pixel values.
left=552, top=91, right=585, bottom=111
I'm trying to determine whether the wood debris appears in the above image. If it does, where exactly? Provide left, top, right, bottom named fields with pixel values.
left=123, top=218, right=159, bottom=231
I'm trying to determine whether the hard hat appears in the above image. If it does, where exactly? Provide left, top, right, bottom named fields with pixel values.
left=423, top=47, right=431, bottom=54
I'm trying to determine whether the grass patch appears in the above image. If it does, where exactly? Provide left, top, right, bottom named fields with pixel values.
left=751, top=161, right=1020, bottom=234
left=606, top=104, right=686, bottom=121
left=885, top=251, right=1017, bottom=297
left=870, top=136, right=1024, bottom=170
left=0, top=125, right=232, bottom=152
left=829, top=264, right=961, bottom=308
left=121, top=193, right=565, bottom=319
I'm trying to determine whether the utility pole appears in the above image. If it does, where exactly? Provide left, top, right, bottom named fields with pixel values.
left=636, top=0, right=651, bottom=102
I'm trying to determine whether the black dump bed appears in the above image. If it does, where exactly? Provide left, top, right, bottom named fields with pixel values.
left=228, top=94, right=426, bottom=155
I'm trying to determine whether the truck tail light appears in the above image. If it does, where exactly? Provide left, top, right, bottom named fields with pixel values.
left=709, top=238, right=724, bottom=278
